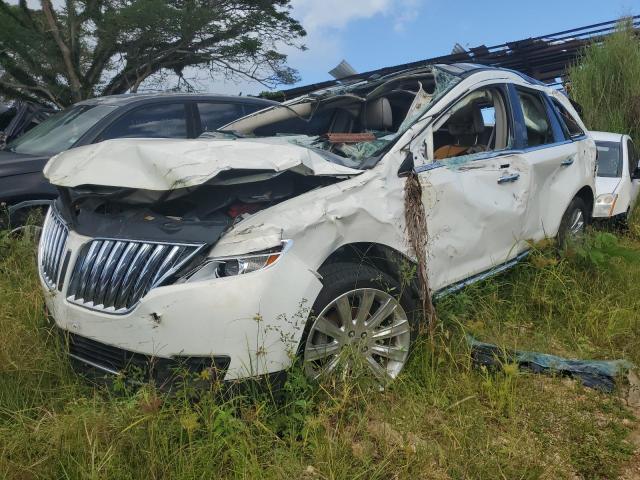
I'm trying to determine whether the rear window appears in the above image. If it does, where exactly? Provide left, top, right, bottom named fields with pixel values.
left=198, top=102, right=245, bottom=133
left=516, top=89, right=554, bottom=147
left=101, top=103, right=188, bottom=140
left=596, top=141, right=622, bottom=178
left=552, top=99, right=584, bottom=139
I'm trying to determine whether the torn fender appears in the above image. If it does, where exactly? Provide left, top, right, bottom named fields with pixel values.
left=43, top=137, right=363, bottom=191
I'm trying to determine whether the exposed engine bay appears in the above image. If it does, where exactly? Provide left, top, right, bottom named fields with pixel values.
left=56, top=170, right=343, bottom=244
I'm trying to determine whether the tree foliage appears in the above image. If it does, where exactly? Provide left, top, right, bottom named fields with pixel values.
left=0, top=0, right=306, bottom=107
left=568, top=18, right=640, bottom=144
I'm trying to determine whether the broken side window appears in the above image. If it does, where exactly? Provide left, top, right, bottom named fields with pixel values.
left=516, top=90, right=554, bottom=147
left=432, top=86, right=511, bottom=161
left=551, top=98, right=585, bottom=140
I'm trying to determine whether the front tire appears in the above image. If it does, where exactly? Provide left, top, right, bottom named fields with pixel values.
left=557, top=196, right=588, bottom=249
left=301, top=262, right=417, bottom=387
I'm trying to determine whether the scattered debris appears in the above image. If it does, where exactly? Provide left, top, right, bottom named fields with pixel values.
left=468, top=335, right=634, bottom=392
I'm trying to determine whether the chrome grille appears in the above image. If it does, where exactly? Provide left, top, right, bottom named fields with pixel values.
left=38, top=208, right=69, bottom=290
left=67, top=239, right=204, bottom=314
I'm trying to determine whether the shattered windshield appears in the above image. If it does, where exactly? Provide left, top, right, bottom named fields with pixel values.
left=222, top=66, right=460, bottom=167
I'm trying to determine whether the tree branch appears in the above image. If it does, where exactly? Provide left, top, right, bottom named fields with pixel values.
left=0, top=79, right=59, bottom=106
left=40, top=0, right=82, bottom=101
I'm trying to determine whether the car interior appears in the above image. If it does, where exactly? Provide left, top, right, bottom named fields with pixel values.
left=432, top=88, right=510, bottom=160
left=235, top=71, right=439, bottom=143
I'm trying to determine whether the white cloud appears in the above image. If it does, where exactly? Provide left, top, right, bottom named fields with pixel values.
left=284, top=0, right=424, bottom=83
left=201, top=0, right=425, bottom=95
left=290, top=0, right=394, bottom=32
left=392, top=0, right=422, bottom=32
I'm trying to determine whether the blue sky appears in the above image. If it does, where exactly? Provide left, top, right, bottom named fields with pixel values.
left=14, top=0, right=640, bottom=94
left=284, top=0, right=638, bottom=89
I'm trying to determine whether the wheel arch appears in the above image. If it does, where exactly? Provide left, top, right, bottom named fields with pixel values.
left=318, top=242, right=421, bottom=302
left=574, top=185, right=595, bottom=221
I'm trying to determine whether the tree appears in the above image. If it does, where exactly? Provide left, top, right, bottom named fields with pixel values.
left=0, top=0, right=306, bottom=108
left=568, top=18, right=640, bottom=144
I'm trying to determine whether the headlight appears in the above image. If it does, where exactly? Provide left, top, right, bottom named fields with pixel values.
left=181, top=240, right=292, bottom=283
left=594, top=193, right=618, bottom=217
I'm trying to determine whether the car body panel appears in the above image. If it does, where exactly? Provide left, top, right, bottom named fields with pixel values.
left=0, top=149, right=50, bottom=177
left=414, top=152, right=531, bottom=286
left=42, top=229, right=323, bottom=380
left=39, top=66, right=597, bottom=380
left=44, top=137, right=363, bottom=191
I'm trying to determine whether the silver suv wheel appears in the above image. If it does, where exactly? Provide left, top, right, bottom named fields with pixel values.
left=303, top=288, right=411, bottom=386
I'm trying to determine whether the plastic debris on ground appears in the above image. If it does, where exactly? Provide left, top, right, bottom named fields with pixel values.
left=467, top=335, right=634, bottom=393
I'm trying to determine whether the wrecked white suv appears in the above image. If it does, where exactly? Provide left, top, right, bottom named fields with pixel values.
left=39, top=64, right=596, bottom=386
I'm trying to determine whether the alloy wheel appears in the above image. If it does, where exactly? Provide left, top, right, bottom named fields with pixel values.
left=568, top=208, right=585, bottom=237
left=303, top=288, right=411, bottom=386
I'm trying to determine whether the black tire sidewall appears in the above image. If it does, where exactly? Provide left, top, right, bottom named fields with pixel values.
left=558, top=196, right=588, bottom=248
left=298, top=262, right=419, bottom=357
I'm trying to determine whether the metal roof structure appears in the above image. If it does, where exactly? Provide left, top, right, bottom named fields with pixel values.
left=275, top=16, right=640, bottom=100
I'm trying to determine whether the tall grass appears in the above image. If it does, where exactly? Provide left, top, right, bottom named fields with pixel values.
left=1, top=221, right=640, bottom=478
left=568, top=18, right=640, bottom=143
left=3, top=24, right=640, bottom=477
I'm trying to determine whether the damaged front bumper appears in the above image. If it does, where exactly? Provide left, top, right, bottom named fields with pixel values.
left=59, top=326, right=232, bottom=387
left=42, top=217, right=323, bottom=382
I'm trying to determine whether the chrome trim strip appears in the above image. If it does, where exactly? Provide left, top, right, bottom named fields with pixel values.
left=68, top=353, right=122, bottom=376
left=66, top=238, right=206, bottom=315
left=95, top=241, right=125, bottom=306
left=75, top=241, right=102, bottom=300
left=131, top=244, right=167, bottom=303
left=85, top=241, right=113, bottom=301
left=102, top=242, right=139, bottom=308
left=414, top=138, right=582, bottom=175
left=116, top=242, right=154, bottom=310
left=434, top=250, right=530, bottom=299
left=150, top=245, right=183, bottom=285
left=38, top=208, right=69, bottom=290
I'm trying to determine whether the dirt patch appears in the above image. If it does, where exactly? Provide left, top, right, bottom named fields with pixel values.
left=618, top=371, right=640, bottom=479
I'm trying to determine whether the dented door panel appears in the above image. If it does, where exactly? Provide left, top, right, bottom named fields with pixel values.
left=417, top=152, right=530, bottom=289
left=519, top=141, right=580, bottom=240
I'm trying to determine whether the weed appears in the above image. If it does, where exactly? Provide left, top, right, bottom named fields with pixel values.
left=2, top=218, right=640, bottom=478
left=568, top=17, right=640, bottom=145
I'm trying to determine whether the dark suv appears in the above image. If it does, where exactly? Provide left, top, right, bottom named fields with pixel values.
left=0, top=93, right=276, bottom=226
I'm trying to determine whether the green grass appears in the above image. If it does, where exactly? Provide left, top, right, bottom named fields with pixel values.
left=1, top=220, right=640, bottom=480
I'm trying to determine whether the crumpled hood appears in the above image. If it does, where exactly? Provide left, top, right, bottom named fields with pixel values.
left=43, top=137, right=363, bottom=191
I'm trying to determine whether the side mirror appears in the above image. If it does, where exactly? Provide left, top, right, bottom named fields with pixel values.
left=633, top=160, right=640, bottom=180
